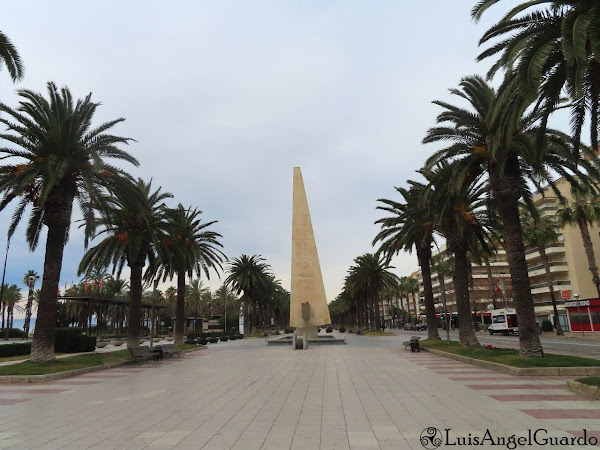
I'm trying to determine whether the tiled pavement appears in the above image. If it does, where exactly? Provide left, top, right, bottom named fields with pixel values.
left=0, top=335, right=598, bottom=449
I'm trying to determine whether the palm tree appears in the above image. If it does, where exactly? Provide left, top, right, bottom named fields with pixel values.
left=431, top=254, right=454, bottom=343
left=22, top=270, right=39, bottom=337
left=0, top=30, right=24, bottom=82
left=374, top=183, right=441, bottom=340
left=157, top=205, right=224, bottom=344
left=422, top=161, right=499, bottom=346
left=2, top=284, right=22, bottom=336
left=79, top=179, right=171, bottom=349
left=557, top=183, right=600, bottom=299
left=423, top=75, right=594, bottom=356
left=225, top=255, right=272, bottom=335
left=473, top=1, right=600, bottom=153
left=521, top=208, right=564, bottom=335
left=345, top=254, right=399, bottom=331
left=0, top=83, right=137, bottom=362
left=404, top=276, right=421, bottom=327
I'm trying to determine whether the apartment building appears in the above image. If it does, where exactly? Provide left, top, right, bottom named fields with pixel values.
left=412, top=178, right=600, bottom=333
left=528, top=180, right=600, bottom=333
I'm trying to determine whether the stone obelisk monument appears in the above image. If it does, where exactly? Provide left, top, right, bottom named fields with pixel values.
left=290, top=167, right=331, bottom=347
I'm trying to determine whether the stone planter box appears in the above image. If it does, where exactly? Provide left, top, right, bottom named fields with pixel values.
left=165, top=336, right=175, bottom=341
left=220, top=336, right=229, bottom=342
left=96, top=342, right=108, bottom=348
left=567, top=380, right=600, bottom=398
left=208, top=337, right=218, bottom=344
left=110, top=341, right=124, bottom=346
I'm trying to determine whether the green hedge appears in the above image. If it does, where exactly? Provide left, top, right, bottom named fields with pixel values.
left=0, top=328, right=27, bottom=338
left=54, top=328, right=96, bottom=353
left=0, top=342, right=31, bottom=357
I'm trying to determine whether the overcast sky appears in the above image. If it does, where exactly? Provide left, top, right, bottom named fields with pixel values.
left=1, top=1, right=511, bottom=316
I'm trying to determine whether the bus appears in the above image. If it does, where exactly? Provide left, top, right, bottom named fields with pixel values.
left=488, top=308, right=518, bottom=335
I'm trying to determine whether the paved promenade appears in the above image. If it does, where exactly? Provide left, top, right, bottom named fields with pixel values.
left=0, top=334, right=598, bottom=449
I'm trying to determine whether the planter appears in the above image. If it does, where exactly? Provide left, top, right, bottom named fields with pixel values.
left=208, top=337, right=219, bottom=344
left=220, top=336, right=229, bottom=342
left=96, top=342, right=108, bottom=348
left=236, top=334, right=244, bottom=340
left=229, top=335, right=238, bottom=340
left=184, top=339, right=197, bottom=345
left=110, top=341, right=124, bottom=346
left=165, top=336, right=175, bottom=341
left=198, top=339, right=209, bottom=345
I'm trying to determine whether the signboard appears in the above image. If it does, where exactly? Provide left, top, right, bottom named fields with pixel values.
left=560, top=290, right=571, bottom=300
left=564, top=300, right=591, bottom=308
left=239, top=306, right=244, bottom=334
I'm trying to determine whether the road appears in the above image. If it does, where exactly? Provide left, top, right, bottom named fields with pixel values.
left=394, top=329, right=600, bottom=359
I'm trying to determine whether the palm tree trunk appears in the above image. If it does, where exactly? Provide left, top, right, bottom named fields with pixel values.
left=453, top=245, right=480, bottom=346
left=126, top=261, right=144, bottom=349
left=491, top=166, right=543, bottom=356
left=24, top=285, right=35, bottom=337
left=252, top=300, right=259, bottom=333
left=484, top=255, right=497, bottom=310
left=439, top=274, right=451, bottom=343
left=577, top=217, right=600, bottom=298
left=538, top=246, right=564, bottom=335
left=31, top=221, right=70, bottom=363
left=174, top=271, right=186, bottom=345
left=417, top=244, right=440, bottom=340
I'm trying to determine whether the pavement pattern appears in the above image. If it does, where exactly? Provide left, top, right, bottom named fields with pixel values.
left=0, top=334, right=599, bottom=449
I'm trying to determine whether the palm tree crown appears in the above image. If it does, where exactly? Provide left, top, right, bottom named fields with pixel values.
left=0, top=30, right=24, bottom=82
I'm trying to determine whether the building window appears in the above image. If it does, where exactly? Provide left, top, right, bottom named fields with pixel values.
left=591, top=311, right=600, bottom=326
left=558, top=313, right=569, bottom=330
left=570, top=313, right=590, bottom=326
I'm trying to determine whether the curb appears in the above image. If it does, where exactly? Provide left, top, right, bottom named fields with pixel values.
left=421, top=347, right=600, bottom=376
left=0, top=346, right=205, bottom=384
left=566, top=380, right=600, bottom=398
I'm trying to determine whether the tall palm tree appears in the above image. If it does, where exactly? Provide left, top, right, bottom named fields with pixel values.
left=0, top=30, right=24, bottom=82
left=557, top=184, right=600, bottom=299
left=225, top=255, right=272, bottom=335
left=0, top=83, right=136, bottom=362
left=422, top=161, right=499, bottom=346
left=22, top=270, right=39, bottom=337
left=423, top=75, right=594, bottom=356
left=79, top=179, right=171, bottom=349
left=431, top=254, right=454, bottom=343
left=473, top=1, right=600, bottom=153
left=521, top=208, right=564, bottom=335
left=404, top=276, right=421, bottom=326
left=374, top=183, right=441, bottom=340
left=157, top=205, right=224, bottom=344
left=345, top=254, right=399, bottom=331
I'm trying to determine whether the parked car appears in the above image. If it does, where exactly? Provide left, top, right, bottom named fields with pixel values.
left=403, top=323, right=415, bottom=331
left=415, top=323, right=427, bottom=332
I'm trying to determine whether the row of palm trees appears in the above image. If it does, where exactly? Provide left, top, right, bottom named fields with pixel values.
left=373, top=1, right=600, bottom=357
left=0, top=31, right=230, bottom=360
left=328, top=254, right=419, bottom=331
left=225, top=255, right=290, bottom=333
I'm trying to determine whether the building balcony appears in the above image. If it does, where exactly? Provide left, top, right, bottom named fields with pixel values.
left=531, top=280, right=571, bottom=295
left=525, top=243, right=565, bottom=261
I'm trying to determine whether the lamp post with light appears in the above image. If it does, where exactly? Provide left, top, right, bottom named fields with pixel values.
left=574, top=293, right=584, bottom=337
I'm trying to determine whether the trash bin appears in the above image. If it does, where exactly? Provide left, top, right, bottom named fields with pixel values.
left=410, top=336, right=420, bottom=353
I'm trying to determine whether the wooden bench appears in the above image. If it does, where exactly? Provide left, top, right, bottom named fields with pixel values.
left=161, top=344, right=181, bottom=358
left=130, top=346, right=159, bottom=362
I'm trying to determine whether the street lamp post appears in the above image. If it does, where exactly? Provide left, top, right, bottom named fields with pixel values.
left=224, top=285, right=227, bottom=332
left=574, top=293, right=584, bottom=337
left=150, top=279, right=158, bottom=348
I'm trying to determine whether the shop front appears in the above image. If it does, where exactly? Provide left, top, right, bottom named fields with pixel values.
left=565, top=299, right=600, bottom=332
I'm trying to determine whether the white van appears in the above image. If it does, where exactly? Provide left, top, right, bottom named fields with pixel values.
left=488, top=308, right=519, bottom=335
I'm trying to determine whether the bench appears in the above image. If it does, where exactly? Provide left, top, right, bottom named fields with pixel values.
left=161, top=344, right=181, bottom=358
left=130, top=346, right=159, bottom=362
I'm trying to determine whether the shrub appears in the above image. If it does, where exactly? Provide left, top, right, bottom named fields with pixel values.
left=542, top=320, right=554, bottom=332
left=0, top=342, right=31, bottom=357
left=0, top=328, right=27, bottom=339
left=338, top=326, right=346, bottom=333
left=348, top=329, right=354, bottom=333
left=326, top=326, right=333, bottom=333
left=54, top=328, right=96, bottom=353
